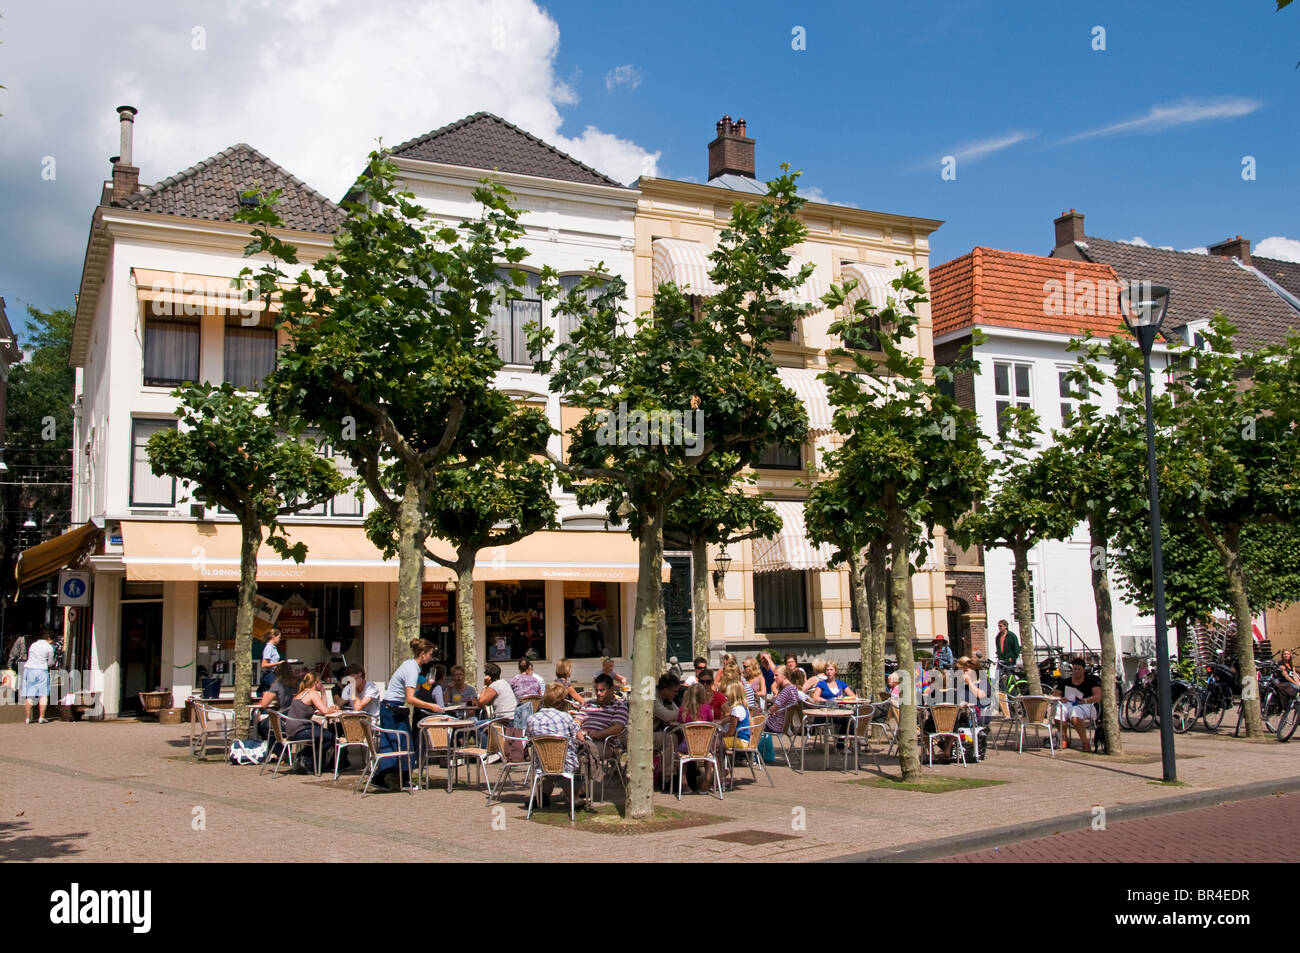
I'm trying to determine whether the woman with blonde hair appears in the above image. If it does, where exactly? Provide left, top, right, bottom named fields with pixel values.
left=720, top=681, right=752, bottom=750
left=719, top=659, right=755, bottom=709
left=676, top=683, right=716, bottom=794
left=282, top=671, right=340, bottom=772
left=743, top=658, right=765, bottom=709
left=553, top=658, right=586, bottom=707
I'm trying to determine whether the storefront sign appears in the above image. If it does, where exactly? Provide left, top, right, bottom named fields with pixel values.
left=277, top=606, right=312, bottom=639
left=563, top=580, right=590, bottom=600
left=421, top=584, right=450, bottom=625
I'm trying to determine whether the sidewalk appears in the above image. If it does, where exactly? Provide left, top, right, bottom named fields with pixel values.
left=0, top=719, right=1296, bottom=862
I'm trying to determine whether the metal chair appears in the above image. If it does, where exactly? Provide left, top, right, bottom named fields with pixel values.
left=761, top=700, right=803, bottom=772
left=987, top=691, right=1018, bottom=752
left=668, top=721, right=724, bottom=800
left=357, top=716, right=414, bottom=796
left=584, top=725, right=628, bottom=802
left=488, top=722, right=534, bottom=803
left=1017, top=695, right=1057, bottom=756
left=333, top=712, right=373, bottom=781
left=925, top=704, right=967, bottom=767
left=526, top=735, right=580, bottom=821
left=188, top=698, right=234, bottom=762
left=451, top=729, right=494, bottom=800
left=724, top=713, right=772, bottom=789
left=261, top=710, right=314, bottom=777
left=847, top=704, right=890, bottom=773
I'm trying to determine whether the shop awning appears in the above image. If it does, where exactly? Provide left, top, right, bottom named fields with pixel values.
left=131, top=268, right=270, bottom=314
left=777, top=256, right=826, bottom=308
left=752, top=501, right=836, bottom=574
left=652, top=238, right=721, bottom=297
left=118, top=522, right=668, bottom=584
left=14, top=521, right=103, bottom=591
left=841, top=262, right=899, bottom=311
left=776, top=367, right=835, bottom=434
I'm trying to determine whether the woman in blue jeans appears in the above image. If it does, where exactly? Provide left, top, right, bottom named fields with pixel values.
left=282, top=672, right=339, bottom=772
left=376, top=639, right=446, bottom=787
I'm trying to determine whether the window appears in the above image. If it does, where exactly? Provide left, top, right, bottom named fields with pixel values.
left=557, top=274, right=606, bottom=350
left=484, top=582, right=546, bottom=661
left=754, top=570, right=807, bottom=633
left=224, top=314, right=277, bottom=391
left=328, top=447, right=364, bottom=517
left=1058, top=368, right=1081, bottom=426
left=563, top=581, right=621, bottom=657
left=143, top=315, right=199, bottom=387
left=1010, top=567, right=1036, bottom=621
left=843, top=315, right=882, bottom=351
left=756, top=442, right=802, bottom=470
left=131, top=419, right=177, bottom=506
left=993, top=361, right=1032, bottom=436
left=489, top=268, right=542, bottom=366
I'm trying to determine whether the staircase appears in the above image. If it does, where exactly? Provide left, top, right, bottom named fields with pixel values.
left=1033, top=612, right=1096, bottom=660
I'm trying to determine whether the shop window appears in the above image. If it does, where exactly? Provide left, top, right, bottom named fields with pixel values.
left=754, top=570, right=807, bottom=633
left=484, top=581, right=546, bottom=661
left=563, top=581, right=621, bottom=658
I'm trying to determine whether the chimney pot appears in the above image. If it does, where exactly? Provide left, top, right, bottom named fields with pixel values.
left=110, top=105, right=140, bottom=204
left=1208, top=235, right=1251, bottom=267
left=708, top=113, right=755, bottom=181
left=1053, top=209, right=1085, bottom=250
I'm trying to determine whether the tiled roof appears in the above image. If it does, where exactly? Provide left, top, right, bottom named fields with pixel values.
left=931, top=247, right=1129, bottom=340
left=119, top=143, right=345, bottom=233
left=389, top=112, right=627, bottom=188
left=1254, top=255, right=1300, bottom=302
left=1056, top=237, right=1298, bottom=348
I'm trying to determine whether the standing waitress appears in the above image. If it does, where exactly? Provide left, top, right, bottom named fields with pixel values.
left=376, top=639, right=445, bottom=789
left=259, top=628, right=285, bottom=693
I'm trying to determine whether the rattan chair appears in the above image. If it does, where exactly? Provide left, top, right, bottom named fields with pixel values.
left=1017, top=695, right=1056, bottom=756
left=416, top=718, right=455, bottom=788
left=724, top=713, right=772, bottom=789
left=526, top=735, right=580, bottom=821
left=925, top=704, right=966, bottom=767
left=333, top=712, right=373, bottom=781
left=451, top=730, right=494, bottom=800
left=188, top=698, right=234, bottom=762
left=357, top=716, right=414, bottom=796
left=261, top=710, right=314, bottom=777
left=667, top=721, right=724, bottom=800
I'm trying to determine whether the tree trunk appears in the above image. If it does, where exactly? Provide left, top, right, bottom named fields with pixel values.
left=1175, top=617, right=1192, bottom=661
left=691, top=535, right=709, bottom=661
left=847, top=549, right=874, bottom=696
left=1013, top=541, right=1042, bottom=696
left=1089, top=519, right=1123, bottom=755
left=868, top=535, right=888, bottom=697
left=233, top=517, right=261, bottom=733
left=1218, top=523, right=1263, bottom=738
left=626, top=502, right=666, bottom=819
left=887, top=502, right=921, bottom=781
left=455, top=554, right=477, bottom=685
left=393, top=474, right=428, bottom=675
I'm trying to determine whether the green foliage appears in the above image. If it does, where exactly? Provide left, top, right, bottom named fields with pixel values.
left=665, top=466, right=781, bottom=547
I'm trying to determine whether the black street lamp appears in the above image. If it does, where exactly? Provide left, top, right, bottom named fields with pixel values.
left=712, top=546, right=733, bottom=587
left=1119, top=279, right=1176, bottom=782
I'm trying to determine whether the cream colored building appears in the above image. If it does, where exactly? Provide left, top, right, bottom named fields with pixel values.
left=634, top=116, right=950, bottom=665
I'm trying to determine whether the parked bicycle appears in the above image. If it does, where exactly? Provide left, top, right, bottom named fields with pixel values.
left=1234, top=659, right=1283, bottom=737
left=1171, top=660, right=1235, bottom=733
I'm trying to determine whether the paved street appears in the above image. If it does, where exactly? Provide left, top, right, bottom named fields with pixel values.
left=2, top=718, right=1299, bottom=862
left=934, top=791, right=1300, bottom=863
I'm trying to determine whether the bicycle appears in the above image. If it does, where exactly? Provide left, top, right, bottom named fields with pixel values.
left=1197, top=661, right=1237, bottom=733
left=998, top=665, right=1028, bottom=699
left=1233, top=660, right=1283, bottom=737
left=1121, top=660, right=1157, bottom=731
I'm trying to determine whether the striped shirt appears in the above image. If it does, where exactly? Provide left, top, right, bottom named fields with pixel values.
left=578, top=697, right=628, bottom=737
left=526, top=706, right=581, bottom=774
left=765, top=685, right=800, bottom=734
left=509, top=672, right=545, bottom=699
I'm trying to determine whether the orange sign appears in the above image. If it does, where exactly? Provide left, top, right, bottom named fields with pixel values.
left=563, top=581, right=591, bottom=600
left=277, top=606, right=312, bottom=639
left=421, top=584, right=450, bottom=626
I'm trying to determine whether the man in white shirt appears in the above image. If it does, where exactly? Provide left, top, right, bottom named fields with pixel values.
left=22, top=629, right=57, bottom=724
left=339, top=664, right=380, bottom=717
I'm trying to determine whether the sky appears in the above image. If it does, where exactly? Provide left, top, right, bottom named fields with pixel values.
left=1, top=0, right=1297, bottom=341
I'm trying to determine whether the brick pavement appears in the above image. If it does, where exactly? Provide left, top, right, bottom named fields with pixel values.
left=933, top=792, right=1300, bottom=862
left=0, top=719, right=1297, bottom=862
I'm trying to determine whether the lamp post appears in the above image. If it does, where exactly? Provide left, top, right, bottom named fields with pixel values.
left=1119, top=279, right=1176, bottom=782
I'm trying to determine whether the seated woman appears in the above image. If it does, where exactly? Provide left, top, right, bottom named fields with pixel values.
left=743, top=657, right=765, bottom=708
left=524, top=682, right=586, bottom=808
left=811, top=661, right=857, bottom=704
left=720, top=682, right=752, bottom=752
left=553, top=658, right=586, bottom=708
left=676, top=684, right=716, bottom=794
left=474, top=662, right=518, bottom=746
left=255, top=662, right=297, bottom=739
left=599, top=656, right=629, bottom=692
left=442, top=665, right=479, bottom=710
left=282, top=672, right=340, bottom=772
left=509, top=659, right=546, bottom=726
left=717, top=660, right=756, bottom=710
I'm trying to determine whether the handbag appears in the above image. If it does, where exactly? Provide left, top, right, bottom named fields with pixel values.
left=758, top=731, right=776, bottom=764
left=229, top=739, right=268, bottom=764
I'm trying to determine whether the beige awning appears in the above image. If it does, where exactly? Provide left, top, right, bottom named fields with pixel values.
left=15, top=522, right=102, bottom=592
left=131, top=267, right=272, bottom=316
left=777, top=256, right=826, bottom=307
left=776, top=367, right=835, bottom=434
left=652, top=238, right=721, bottom=297
left=752, top=501, right=836, bottom=573
left=841, top=262, right=899, bottom=310
left=118, top=522, right=667, bottom=584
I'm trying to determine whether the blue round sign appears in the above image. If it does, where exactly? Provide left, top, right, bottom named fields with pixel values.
left=62, top=577, right=86, bottom=599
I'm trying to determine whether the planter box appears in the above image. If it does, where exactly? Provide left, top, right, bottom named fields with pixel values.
left=158, top=707, right=185, bottom=725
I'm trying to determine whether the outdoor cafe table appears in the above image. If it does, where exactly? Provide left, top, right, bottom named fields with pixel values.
left=798, top=707, right=856, bottom=771
left=416, top=717, right=477, bottom=793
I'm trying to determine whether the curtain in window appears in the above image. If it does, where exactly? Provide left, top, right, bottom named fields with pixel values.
left=144, top=319, right=199, bottom=386
left=224, top=316, right=276, bottom=391
left=754, top=570, right=807, bottom=632
left=131, top=419, right=176, bottom=505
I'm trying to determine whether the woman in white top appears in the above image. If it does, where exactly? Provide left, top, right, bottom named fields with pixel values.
left=22, top=629, right=56, bottom=724
left=474, top=662, right=517, bottom=746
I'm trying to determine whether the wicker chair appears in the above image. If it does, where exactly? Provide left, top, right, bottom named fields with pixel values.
left=1017, top=695, right=1056, bottom=755
left=667, top=721, right=724, bottom=800
left=356, top=716, right=414, bottom=796
left=925, top=704, right=966, bottom=767
left=333, top=712, right=373, bottom=781
left=261, top=710, right=314, bottom=777
left=451, top=730, right=494, bottom=800
left=526, top=735, right=580, bottom=821
left=187, top=698, right=234, bottom=762
left=724, top=714, right=772, bottom=789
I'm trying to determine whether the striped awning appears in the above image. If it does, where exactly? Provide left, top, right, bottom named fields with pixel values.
left=777, top=256, right=826, bottom=307
left=652, top=238, right=721, bottom=297
left=841, top=262, right=898, bottom=310
left=752, top=501, right=837, bottom=574
left=776, top=367, right=835, bottom=434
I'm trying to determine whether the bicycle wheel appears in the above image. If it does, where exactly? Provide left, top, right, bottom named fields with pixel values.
left=1277, top=702, right=1300, bottom=743
left=1122, top=686, right=1153, bottom=732
left=1262, top=691, right=1283, bottom=734
left=1171, top=692, right=1199, bottom=734
left=1202, top=688, right=1227, bottom=733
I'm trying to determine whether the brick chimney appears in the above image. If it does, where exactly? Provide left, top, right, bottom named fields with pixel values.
left=1208, top=235, right=1251, bottom=267
left=708, top=114, right=754, bottom=181
left=1053, top=209, right=1085, bottom=249
left=110, top=105, right=140, bottom=204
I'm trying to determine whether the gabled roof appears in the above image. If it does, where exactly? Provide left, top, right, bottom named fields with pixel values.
left=1254, top=255, right=1300, bottom=303
left=389, top=112, right=627, bottom=188
left=118, top=143, right=345, bottom=233
left=1054, top=237, right=1298, bottom=348
left=931, top=247, right=1129, bottom=340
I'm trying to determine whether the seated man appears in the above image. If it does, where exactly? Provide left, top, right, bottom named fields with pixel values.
left=339, top=664, right=380, bottom=717
left=1053, top=657, right=1101, bottom=752
left=526, top=682, right=586, bottom=809
left=683, top=657, right=708, bottom=687
left=576, top=673, right=629, bottom=784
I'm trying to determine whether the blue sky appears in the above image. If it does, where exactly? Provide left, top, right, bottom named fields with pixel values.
left=1, top=0, right=1296, bottom=338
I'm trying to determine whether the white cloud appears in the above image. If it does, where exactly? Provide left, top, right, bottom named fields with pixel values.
left=916, top=130, right=1033, bottom=171
left=1256, top=236, right=1300, bottom=263
left=604, top=65, right=641, bottom=92
left=1181, top=246, right=1209, bottom=255
left=800, top=186, right=858, bottom=208
left=1060, top=97, right=1260, bottom=144
left=1121, top=236, right=1152, bottom=247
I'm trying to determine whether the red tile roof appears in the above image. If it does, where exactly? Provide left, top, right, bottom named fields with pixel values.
left=931, top=247, right=1130, bottom=340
